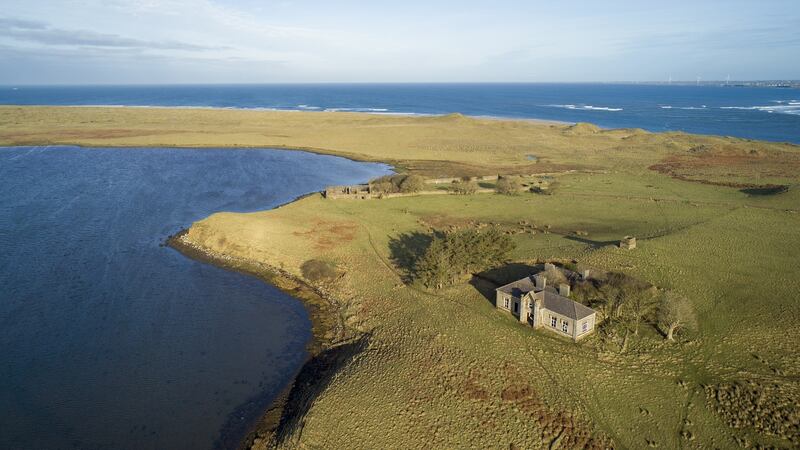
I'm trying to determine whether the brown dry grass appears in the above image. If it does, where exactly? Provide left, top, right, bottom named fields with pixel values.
left=3, top=106, right=799, bottom=183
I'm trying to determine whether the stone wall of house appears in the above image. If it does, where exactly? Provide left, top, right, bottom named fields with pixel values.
left=574, top=314, right=596, bottom=340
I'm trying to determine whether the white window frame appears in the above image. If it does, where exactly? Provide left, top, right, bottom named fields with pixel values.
left=504, top=297, right=510, bottom=309
left=582, top=321, right=589, bottom=333
left=550, top=316, right=557, bottom=327
left=561, top=320, right=569, bottom=333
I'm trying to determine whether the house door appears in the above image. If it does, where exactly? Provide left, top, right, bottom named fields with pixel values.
left=513, top=301, right=519, bottom=314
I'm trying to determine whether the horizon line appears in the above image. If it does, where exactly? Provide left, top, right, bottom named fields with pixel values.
left=2, top=80, right=799, bottom=87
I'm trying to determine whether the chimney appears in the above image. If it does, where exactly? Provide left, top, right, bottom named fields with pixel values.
left=559, top=284, right=571, bottom=297
left=582, top=269, right=590, bottom=281
left=544, top=262, right=556, bottom=272
left=534, top=274, right=547, bottom=289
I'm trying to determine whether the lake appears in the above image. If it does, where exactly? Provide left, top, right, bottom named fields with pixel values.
left=0, top=146, right=391, bottom=450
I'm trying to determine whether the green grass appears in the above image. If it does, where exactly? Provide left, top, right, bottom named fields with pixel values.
left=185, top=168, right=799, bottom=449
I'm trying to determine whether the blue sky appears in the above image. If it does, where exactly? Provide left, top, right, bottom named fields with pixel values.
left=1, top=0, right=798, bottom=84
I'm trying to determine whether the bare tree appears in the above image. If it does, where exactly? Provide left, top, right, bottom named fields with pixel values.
left=628, top=286, right=658, bottom=336
left=617, top=288, right=658, bottom=352
left=657, top=291, right=697, bottom=341
left=542, top=265, right=568, bottom=286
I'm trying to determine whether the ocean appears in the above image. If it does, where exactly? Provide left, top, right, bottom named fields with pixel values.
left=0, top=146, right=391, bottom=450
left=1, top=83, right=799, bottom=143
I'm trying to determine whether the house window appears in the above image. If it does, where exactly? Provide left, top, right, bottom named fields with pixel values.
left=582, top=322, right=589, bottom=333
left=504, top=297, right=509, bottom=309
left=550, top=317, right=557, bottom=327
left=561, top=320, right=569, bottom=333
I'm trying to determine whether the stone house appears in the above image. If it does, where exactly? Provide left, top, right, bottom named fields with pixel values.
left=324, top=184, right=372, bottom=199
left=495, top=272, right=597, bottom=341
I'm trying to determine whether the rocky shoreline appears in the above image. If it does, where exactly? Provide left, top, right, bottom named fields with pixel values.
left=167, top=229, right=360, bottom=449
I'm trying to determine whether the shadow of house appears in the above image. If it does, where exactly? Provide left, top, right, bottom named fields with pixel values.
left=740, top=185, right=789, bottom=196
left=563, top=234, right=619, bottom=249
left=274, top=334, right=371, bottom=447
left=471, top=263, right=539, bottom=306
left=388, top=231, right=435, bottom=283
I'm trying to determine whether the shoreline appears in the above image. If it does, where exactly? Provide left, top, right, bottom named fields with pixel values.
left=167, top=228, right=358, bottom=449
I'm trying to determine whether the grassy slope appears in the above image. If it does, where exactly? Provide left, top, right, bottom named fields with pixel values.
left=4, top=106, right=799, bottom=448
left=186, top=177, right=799, bottom=449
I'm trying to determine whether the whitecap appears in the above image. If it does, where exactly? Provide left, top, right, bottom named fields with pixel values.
left=324, top=107, right=389, bottom=112
left=584, top=105, right=624, bottom=111
left=544, top=104, right=622, bottom=112
left=720, top=104, right=800, bottom=116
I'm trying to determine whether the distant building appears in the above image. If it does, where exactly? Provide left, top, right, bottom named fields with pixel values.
left=495, top=272, right=597, bottom=342
left=324, top=184, right=372, bottom=199
left=619, top=236, right=637, bottom=250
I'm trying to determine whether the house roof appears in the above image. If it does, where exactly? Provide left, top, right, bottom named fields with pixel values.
left=496, top=276, right=595, bottom=320
left=542, top=290, right=595, bottom=320
left=496, top=276, right=536, bottom=297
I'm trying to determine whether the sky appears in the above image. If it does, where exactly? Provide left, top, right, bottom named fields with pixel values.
left=1, top=0, right=799, bottom=84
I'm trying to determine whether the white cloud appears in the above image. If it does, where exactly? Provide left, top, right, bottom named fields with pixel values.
left=0, top=0, right=798, bottom=83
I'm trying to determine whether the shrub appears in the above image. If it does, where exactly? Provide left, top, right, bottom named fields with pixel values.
left=451, top=180, right=478, bottom=195
left=399, top=174, right=425, bottom=193
left=300, top=259, right=337, bottom=283
left=370, top=174, right=426, bottom=194
left=371, top=180, right=395, bottom=193
left=495, top=177, right=522, bottom=195
left=414, top=228, right=515, bottom=289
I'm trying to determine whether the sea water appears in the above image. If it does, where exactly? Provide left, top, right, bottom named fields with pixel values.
left=1, top=83, right=798, bottom=143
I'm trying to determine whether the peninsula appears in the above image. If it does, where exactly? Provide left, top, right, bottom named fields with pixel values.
left=3, top=106, right=799, bottom=449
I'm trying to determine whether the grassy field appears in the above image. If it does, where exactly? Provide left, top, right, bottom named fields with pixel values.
left=2, top=105, right=799, bottom=182
left=185, top=173, right=799, bottom=449
left=4, top=106, right=799, bottom=448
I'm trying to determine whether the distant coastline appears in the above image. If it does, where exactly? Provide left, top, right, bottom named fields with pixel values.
left=1, top=83, right=798, bottom=143
left=6, top=103, right=574, bottom=126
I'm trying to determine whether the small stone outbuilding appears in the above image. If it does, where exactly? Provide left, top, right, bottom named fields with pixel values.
left=495, top=273, right=597, bottom=341
left=619, top=236, right=637, bottom=250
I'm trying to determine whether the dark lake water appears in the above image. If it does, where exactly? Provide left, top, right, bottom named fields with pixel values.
left=1, top=83, right=799, bottom=143
left=0, top=146, right=391, bottom=450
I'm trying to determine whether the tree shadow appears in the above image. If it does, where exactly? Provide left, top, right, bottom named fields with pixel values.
left=388, top=231, right=435, bottom=283
left=469, top=262, right=540, bottom=306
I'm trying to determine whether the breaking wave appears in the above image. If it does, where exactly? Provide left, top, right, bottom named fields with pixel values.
left=720, top=101, right=800, bottom=116
left=544, top=104, right=623, bottom=112
left=660, top=105, right=708, bottom=110
left=323, top=107, right=390, bottom=112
